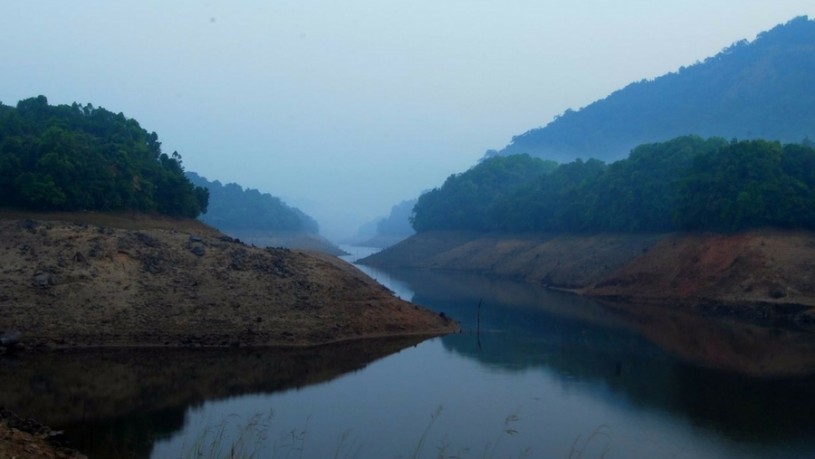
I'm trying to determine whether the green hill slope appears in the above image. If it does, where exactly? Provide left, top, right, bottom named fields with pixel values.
left=0, top=96, right=208, bottom=217
left=495, top=16, right=815, bottom=162
left=186, top=171, right=318, bottom=234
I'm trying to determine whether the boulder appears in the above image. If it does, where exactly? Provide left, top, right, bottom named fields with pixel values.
left=0, top=330, right=21, bottom=348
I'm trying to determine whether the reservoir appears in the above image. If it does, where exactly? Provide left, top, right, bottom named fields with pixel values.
left=2, top=246, right=814, bottom=458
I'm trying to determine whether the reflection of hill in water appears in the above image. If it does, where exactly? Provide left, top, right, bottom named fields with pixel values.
left=382, top=268, right=815, bottom=445
left=0, top=337, right=427, bottom=458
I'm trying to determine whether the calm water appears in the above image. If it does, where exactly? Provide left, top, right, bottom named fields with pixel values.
left=2, top=245, right=815, bottom=458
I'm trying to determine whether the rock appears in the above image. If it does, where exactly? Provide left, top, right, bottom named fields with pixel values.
left=142, top=257, right=162, bottom=274
left=33, top=272, right=56, bottom=288
left=769, top=286, right=787, bottom=299
left=19, top=219, right=37, bottom=233
left=191, top=246, right=206, bottom=257
left=1, top=330, right=21, bottom=348
left=134, top=232, right=160, bottom=248
left=189, top=235, right=203, bottom=243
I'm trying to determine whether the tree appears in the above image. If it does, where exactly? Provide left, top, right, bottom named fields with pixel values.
left=411, top=154, right=557, bottom=232
left=676, top=140, right=812, bottom=231
left=185, top=171, right=317, bottom=233
left=414, top=136, right=815, bottom=234
left=0, top=96, right=208, bottom=217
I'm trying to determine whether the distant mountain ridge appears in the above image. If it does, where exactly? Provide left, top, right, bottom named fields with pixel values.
left=351, top=198, right=417, bottom=248
left=493, top=16, right=815, bottom=162
left=185, top=172, right=345, bottom=255
left=186, top=171, right=318, bottom=234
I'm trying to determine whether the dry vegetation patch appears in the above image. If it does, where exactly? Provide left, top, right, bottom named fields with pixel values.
left=0, top=211, right=455, bottom=348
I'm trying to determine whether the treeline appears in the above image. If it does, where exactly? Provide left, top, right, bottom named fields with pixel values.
left=411, top=154, right=557, bottom=232
left=0, top=96, right=208, bottom=217
left=186, top=172, right=319, bottom=234
left=413, top=136, right=815, bottom=233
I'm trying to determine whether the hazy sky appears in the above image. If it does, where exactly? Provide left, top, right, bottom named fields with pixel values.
left=3, top=2, right=815, bottom=240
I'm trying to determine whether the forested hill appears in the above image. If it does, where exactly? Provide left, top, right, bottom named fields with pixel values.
left=413, top=136, right=815, bottom=234
left=377, top=198, right=417, bottom=238
left=493, top=16, right=815, bottom=163
left=0, top=96, right=208, bottom=217
left=412, top=154, right=557, bottom=232
left=351, top=198, right=417, bottom=248
left=186, top=172, right=319, bottom=234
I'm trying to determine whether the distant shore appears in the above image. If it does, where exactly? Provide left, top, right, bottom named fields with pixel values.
left=361, top=230, right=815, bottom=331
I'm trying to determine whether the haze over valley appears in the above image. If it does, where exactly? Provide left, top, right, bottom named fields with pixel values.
left=5, top=4, right=815, bottom=458
left=5, top=2, right=815, bottom=240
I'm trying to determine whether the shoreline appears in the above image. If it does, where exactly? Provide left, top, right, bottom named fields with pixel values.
left=0, top=408, right=86, bottom=459
left=6, top=327, right=457, bottom=351
left=362, top=230, right=815, bottom=333
left=0, top=212, right=457, bottom=351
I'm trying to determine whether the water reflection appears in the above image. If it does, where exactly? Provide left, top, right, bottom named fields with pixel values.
left=0, top=337, right=429, bottom=458
left=376, top=267, right=815, bottom=376
left=340, top=245, right=416, bottom=300
left=4, top=262, right=815, bottom=458
left=369, top=268, right=815, bottom=447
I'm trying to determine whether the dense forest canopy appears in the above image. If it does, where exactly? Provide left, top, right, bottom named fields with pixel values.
left=413, top=136, right=815, bottom=234
left=0, top=95, right=208, bottom=217
left=186, top=172, right=319, bottom=234
left=494, top=16, right=815, bottom=163
left=411, top=154, right=558, bottom=232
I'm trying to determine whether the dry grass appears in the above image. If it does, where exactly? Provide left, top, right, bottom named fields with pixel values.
left=0, top=212, right=456, bottom=348
left=0, top=207, right=220, bottom=234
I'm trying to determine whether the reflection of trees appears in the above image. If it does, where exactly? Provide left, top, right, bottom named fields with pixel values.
left=0, top=337, right=428, bottom=458
left=382, top=267, right=815, bottom=445
left=598, top=300, right=815, bottom=377
left=67, top=406, right=187, bottom=459
left=385, top=268, right=620, bottom=330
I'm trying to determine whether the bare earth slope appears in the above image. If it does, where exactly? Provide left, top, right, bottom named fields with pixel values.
left=588, top=230, right=815, bottom=309
left=0, top=211, right=455, bottom=348
left=362, top=231, right=665, bottom=287
left=221, top=228, right=348, bottom=256
left=0, top=409, right=85, bottom=459
left=361, top=230, right=815, bottom=329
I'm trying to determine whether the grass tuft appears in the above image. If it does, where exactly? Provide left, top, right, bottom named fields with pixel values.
left=181, top=410, right=274, bottom=459
left=411, top=405, right=444, bottom=459
left=568, top=424, right=612, bottom=459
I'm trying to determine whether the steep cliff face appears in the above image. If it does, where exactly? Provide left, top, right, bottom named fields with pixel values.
left=0, top=211, right=455, bottom=348
left=361, top=230, right=815, bottom=328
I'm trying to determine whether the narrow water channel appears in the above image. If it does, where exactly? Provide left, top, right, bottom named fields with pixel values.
left=1, top=246, right=813, bottom=458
